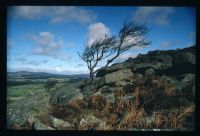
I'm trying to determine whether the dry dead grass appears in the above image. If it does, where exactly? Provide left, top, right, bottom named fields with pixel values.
left=48, top=78, right=195, bottom=130
left=151, top=105, right=194, bottom=129
left=118, top=104, right=146, bottom=129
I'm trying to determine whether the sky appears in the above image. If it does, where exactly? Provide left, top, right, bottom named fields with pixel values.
left=7, top=6, right=196, bottom=75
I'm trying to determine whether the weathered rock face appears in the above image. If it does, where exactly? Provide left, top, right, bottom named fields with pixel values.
left=49, top=84, right=83, bottom=106
left=49, top=115, right=74, bottom=130
left=34, top=120, right=55, bottom=130
left=81, top=69, right=134, bottom=96
left=96, top=122, right=112, bottom=130
left=133, top=63, right=154, bottom=73
left=160, top=75, right=185, bottom=91
left=97, top=46, right=195, bottom=78
left=91, top=46, right=195, bottom=114
left=103, top=93, right=116, bottom=104
left=98, top=86, right=123, bottom=93
left=181, top=74, right=195, bottom=85
left=103, top=69, right=134, bottom=85
left=145, top=68, right=155, bottom=77
left=79, top=114, right=102, bottom=130
left=173, top=52, right=195, bottom=65
left=127, top=46, right=195, bottom=64
left=129, top=52, right=173, bottom=64
left=96, top=62, right=134, bottom=77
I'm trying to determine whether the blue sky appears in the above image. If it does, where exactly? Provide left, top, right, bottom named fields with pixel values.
left=7, top=6, right=196, bottom=75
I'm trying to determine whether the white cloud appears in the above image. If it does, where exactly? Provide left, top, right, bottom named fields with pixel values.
left=15, top=58, right=49, bottom=66
left=117, top=52, right=138, bottom=60
left=11, top=6, right=46, bottom=19
left=87, top=22, right=111, bottom=46
left=122, top=36, right=144, bottom=47
left=133, top=7, right=174, bottom=26
left=29, top=32, right=72, bottom=61
left=30, top=32, right=64, bottom=57
left=50, top=6, right=96, bottom=24
left=130, top=45, right=145, bottom=51
left=10, top=6, right=96, bottom=25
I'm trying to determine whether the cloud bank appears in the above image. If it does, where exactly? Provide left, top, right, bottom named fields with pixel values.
left=30, top=32, right=64, bottom=56
left=133, top=7, right=174, bottom=26
left=10, top=6, right=96, bottom=25
left=29, top=32, right=71, bottom=61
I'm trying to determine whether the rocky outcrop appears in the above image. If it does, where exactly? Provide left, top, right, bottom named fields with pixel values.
left=7, top=91, right=50, bottom=129
left=86, top=46, right=196, bottom=113
left=102, top=69, right=134, bottom=85
left=79, top=114, right=103, bottom=130
left=45, top=45, right=195, bottom=130
left=96, top=62, right=134, bottom=77
left=49, top=115, right=74, bottom=130
left=49, top=84, right=83, bottom=106
left=97, top=46, right=195, bottom=80
left=145, top=68, right=155, bottom=77
left=173, top=52, right=195, bottom=65
left=126, top=46, right=195, bottom=75
left=181, top=74, right=195, bottom=85
left=34, top=120, right=55, bottom=130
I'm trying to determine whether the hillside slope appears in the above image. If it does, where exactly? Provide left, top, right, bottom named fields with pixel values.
left=50, top=45, right=195, bottom=130
left=8, top=46, right=195, bottom=130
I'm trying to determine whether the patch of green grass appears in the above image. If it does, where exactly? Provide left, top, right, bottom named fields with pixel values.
left=55, top=82, right=68, bottom=87
left=7, top=96, right=25, bottom=104
left=7, top=83, right=45, bottom=97
left=47, top=78, right=67, bottom=82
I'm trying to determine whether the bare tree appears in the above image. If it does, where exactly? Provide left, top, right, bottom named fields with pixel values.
left=78, top=21, right=151, bottom=81
left=78, top=35, right=117, bottom=81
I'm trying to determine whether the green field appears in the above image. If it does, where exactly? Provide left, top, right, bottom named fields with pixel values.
left=7, top=80, right=69, bottom=104
left=7, top=72, right=87, bottom=106
left=7, top=83, right=45, bottom=97
left=7, top=77, right=70, bottom=86
left=7, top=83, right=45, bottom=103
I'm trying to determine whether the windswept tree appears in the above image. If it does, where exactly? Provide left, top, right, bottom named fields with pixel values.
left=78, top=21, right=151, bottom=81
left=78, top=35, right=117, bottom=81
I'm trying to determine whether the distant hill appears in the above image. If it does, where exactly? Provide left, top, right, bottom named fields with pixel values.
left=8, top=71, right=89, bottom=79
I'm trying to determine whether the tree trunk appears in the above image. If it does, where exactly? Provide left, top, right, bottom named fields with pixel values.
left=89, top=69, right=94, bottom=82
